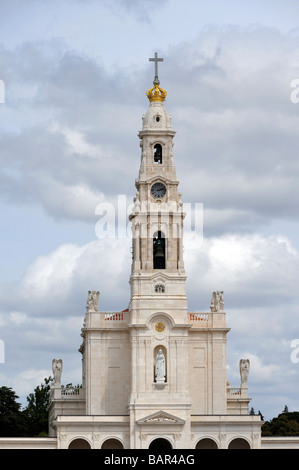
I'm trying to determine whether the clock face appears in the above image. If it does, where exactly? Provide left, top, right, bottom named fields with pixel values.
left=151, top=182, right=166, bottom=199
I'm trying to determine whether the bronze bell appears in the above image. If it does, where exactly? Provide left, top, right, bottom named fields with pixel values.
left=154, top=244, right=164, bottom=258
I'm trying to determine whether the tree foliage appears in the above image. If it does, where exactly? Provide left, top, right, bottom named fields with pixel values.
left=0, top=377, right=52, bottom=437
left=23, top=377, right=52, bottom=436
left=262, top=406, right=299, bottom=436
left=0, top=387, right=29, bottom=437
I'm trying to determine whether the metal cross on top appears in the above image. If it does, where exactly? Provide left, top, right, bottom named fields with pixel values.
left=149, top=52, right=163, bottom=85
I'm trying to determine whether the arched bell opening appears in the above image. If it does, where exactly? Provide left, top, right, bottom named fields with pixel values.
left=153, top=231, right=165, bottom=269
left=154, top=143, right=162, bottom=164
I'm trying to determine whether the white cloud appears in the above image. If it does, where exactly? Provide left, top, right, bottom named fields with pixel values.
left=9, top=311, right=28, bottom=325
left=20, top=243, right=85, bottom=300
left=185, top=232, right=299, bottom=309
left=19, top=230, right=297, bottom=323
left=17, top=238, right=130, bottom=314
left=9, top=369, right=51, bottom=400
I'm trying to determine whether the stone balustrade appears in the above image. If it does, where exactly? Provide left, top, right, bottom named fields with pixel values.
left=61, top=387, right=81, bottom=396
left=82, top=311, right=129, bottom=329
left=189, top=313, right=208, bottom=322
left=104, top=312, right=124, bottom=321
left=50, top=385, right=85, bottom=400
left=227, top=387, right=242, bottom=396
left=188, top=311, right=227, bottom=329
left=83, top=311, right=227, bottom=329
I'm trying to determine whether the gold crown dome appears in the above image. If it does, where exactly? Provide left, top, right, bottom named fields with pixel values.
left=146, top=83, right=167, bottom=103
left=146, top=52, right=167, bottom=103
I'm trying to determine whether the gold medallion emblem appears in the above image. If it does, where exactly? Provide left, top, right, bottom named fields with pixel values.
left=155, top=322, right=165, bottom=333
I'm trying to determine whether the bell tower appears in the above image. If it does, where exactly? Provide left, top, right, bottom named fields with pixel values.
left=128, top=53, right=191, bottom=449
left=129, top=53, right=187, bottom=325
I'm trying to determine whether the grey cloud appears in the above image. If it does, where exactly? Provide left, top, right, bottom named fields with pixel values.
left=0, top=124, right=135, bottom=220
left=185, top=233, right=299, bottom=311
left=1, top=27, right=299, bottom=232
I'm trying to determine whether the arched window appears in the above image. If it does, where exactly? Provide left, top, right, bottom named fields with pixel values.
left=196, top=438, right=218, bottom=449
left=149, top=438, right=172, bottom=450
left=68, top=438, right=91, bottom=449
left=155, top=284, right=165, bottom=293
left=101, top=438, right=124, bottom=449
left=228, top=438, right=250, bottom=449
left=153, top=231, right=165, bottom=269
left=154, top=144, right=162, bottom=164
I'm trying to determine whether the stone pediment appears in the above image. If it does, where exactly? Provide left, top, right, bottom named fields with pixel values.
left=146, top=175, right=179, bottom=185
left=136, top=411, right=185, bottom=426
left=150, top=272, right=174, bottom=282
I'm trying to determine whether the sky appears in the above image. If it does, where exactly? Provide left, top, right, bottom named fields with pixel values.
left=1, top=0, right=299, bottom=422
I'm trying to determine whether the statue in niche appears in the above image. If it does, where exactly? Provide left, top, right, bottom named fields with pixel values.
left=86, top=290, right=100, bottom=312
left=239, top=359, right=250, bottom=386
left=210, top=290, right=224, bottom=312
left=52, top=359, right=63, bottom=386
left=155, top=349, right=166, bottom=383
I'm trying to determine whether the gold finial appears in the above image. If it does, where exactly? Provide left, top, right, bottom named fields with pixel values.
left=147, top=52, right=167, bottom=102
left=146, top=84, right=167, bottom=103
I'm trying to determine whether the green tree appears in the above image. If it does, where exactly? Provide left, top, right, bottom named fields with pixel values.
left=0, top=386, right=29, bottom=436
left=23, top=377, right=52, bottom=436
left=262, top=410, right=299, bottom=436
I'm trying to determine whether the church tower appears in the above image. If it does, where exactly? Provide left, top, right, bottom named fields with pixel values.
left=128, top=53, right=191, bottom=448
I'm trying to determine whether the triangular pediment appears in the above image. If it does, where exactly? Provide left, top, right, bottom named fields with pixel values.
left=151, top=274, right=167, bottom=284
left=147, top=175, right=179, bottom=185
left=150, top=272, right=174, bottom=282
left=131, top=272, right=186, bottom=282
left=136, top=410, right=185, bottom=425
